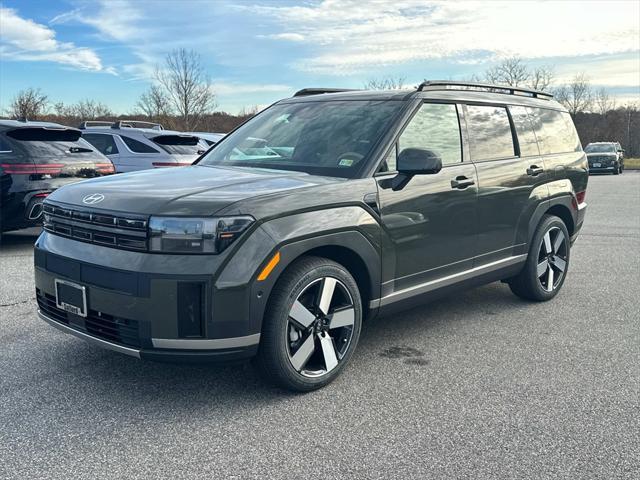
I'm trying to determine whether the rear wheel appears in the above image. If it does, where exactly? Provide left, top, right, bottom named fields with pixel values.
left=508, top=215, right=570, bottom=301
left=256, top=256, right=362, bottom=392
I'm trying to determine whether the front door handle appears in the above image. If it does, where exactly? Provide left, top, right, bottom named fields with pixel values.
left=527, top=165, right=544, bottom=176
left=451, top=176, right=475, bottom=189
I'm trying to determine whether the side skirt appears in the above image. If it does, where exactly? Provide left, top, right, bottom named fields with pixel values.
left=371, top=255, right=526, bottom=313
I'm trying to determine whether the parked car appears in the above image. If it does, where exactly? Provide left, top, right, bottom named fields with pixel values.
left=80, top=120, right=208, bottom=173
left=0, top=120, right=114, bottom=234
left=189, top=132, right=226, bottom=147
left=34, top=81, right=588, bottom=391
left=584, top=141, right=624, bottom=174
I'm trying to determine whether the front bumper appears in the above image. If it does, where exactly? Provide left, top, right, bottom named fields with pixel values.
left=34, top=231, right=267, bottom=362
left=588, top=165, right=616, bottom=173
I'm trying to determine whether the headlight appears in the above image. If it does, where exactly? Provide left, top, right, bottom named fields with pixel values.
left=149, top=216, right=254, bottom=254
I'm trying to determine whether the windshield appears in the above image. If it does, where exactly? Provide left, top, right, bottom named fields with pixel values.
left=198, top=100, right=403, bottom=178
left=585, top=144, right=616, bottom=153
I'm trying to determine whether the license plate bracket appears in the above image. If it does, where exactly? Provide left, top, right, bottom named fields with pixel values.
left=55, top=279, right=87, bottom=317
left=592, top=163, right=601, bottom=168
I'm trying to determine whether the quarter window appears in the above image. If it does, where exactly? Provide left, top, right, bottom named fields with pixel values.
left=527, top=108, right=581, bottom=154
left=121, top=136, right=159, bottom=154
left=83, top=133, right=119, bottom=155
left=509, top=106, right=539, bottom=157
left=466, top=105, right=515, bottom=161
left=396, top=103, right=462, bottom=166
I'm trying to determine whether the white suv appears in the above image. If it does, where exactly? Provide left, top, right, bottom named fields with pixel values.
left=80, top=120, right=208, bottom=173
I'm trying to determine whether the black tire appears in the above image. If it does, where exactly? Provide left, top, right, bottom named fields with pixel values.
left=508, top=215, right=571, bottom=302
left=613, top=163, right=620, bottom=175
left=256, top=256, right=362, bottom=392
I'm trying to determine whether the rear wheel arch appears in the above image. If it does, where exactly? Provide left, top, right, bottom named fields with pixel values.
left=546, top=204, right=575, bottom=236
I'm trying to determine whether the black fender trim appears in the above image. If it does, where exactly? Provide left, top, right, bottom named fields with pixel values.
left=247, top=230, right=381, bottom=335
left=526, top=194, right=578, bottom=247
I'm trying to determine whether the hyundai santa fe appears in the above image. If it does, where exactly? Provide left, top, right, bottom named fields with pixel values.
left=34, top=81, right=588, bottom=391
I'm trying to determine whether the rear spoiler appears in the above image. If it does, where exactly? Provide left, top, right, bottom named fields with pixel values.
left=7, top=126, right=82, bottom=142
left=150, top=134, right=200, bottom=146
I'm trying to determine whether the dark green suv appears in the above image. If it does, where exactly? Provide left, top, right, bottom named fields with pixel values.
left=34, top=81, right=588, bottom=391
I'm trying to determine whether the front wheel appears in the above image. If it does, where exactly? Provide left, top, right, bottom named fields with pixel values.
left=508, top=215, right=570, bottom=301
left=256, top=256, right=362, bottom=392
left=613, top=163, right=620, bottom=175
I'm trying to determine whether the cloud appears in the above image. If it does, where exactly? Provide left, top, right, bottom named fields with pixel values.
left=246, top=0, right=640, bottom=75
left=0, top=7, right=109, bottom=72
left=267, top=33, right=305, bottom=42
left=211, top=82, right=293, bottom=95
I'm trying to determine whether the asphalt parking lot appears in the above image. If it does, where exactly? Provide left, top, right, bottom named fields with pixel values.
left=1, top=172, right=638, bottom=479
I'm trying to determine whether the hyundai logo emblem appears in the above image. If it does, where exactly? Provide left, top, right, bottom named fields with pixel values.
left=82, top=193, right=105, bottom=205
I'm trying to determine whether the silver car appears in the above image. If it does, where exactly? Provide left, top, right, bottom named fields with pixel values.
left=188, top=131, right=226, bottom=147
left=80, top=120, right=208, bottom=173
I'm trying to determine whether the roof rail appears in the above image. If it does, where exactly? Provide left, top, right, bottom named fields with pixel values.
left=293, top=88, right=359, bottom=97
left=417, top=80, right=553, bottom=99
left=111, top=120, right=164, bottom=130
left=78, top=120, right=113, bottom=129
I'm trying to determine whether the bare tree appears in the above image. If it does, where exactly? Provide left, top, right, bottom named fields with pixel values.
left=594, top=87, right=616, bottom=115
left=136, top=85, right=173, bottom=120
left=554, top=74, right=593, bottom=115
left=528, top=66, right=554, bottom=92
left=7, top=88, right=48, bottom=119
left=484, top=57, right=530, bottom=87
left=481, top=57, right=554, bottom=91
left=364, top=76, right=406, bottom=90
left=54, top=99, right=113, bottom=120
left=155, top=48, right=217, bottom=130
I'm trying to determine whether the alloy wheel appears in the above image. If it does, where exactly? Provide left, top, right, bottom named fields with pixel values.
left=286, top=277, right=355, bottom=378
left=536, top=226, right=568, bottom=292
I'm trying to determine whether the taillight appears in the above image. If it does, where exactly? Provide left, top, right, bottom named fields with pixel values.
left=33, top=193, right=49, bottom=198
left=576, top=191, right=586, bottom=204
left=1, top=163, right=64, bottom=175
left=95, top=163, right=115, bottom=174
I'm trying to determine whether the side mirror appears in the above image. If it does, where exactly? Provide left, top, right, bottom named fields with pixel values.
left=397, top=148, right=442, bottom=175
left=385, top=148, right=443, bottom=191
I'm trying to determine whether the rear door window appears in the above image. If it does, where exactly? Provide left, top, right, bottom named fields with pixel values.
left=83, top=133, right=119, bottom=155
left=121, top=136, right=160, bottom=154
left=465, top=105, right=515, bottom=161
left=526, top=108, right=581, bottom=154
left=397, top=103, right=462, bottom=166
left=509, top=106, right=540, bottom=157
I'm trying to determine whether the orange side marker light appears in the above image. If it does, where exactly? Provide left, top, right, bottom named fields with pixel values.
left=257, top=252, right=280, bottom=281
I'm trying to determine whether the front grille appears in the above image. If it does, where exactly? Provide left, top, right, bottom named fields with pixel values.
left=37, top=289, right=142, bottom=348
left=43, top=203, right=148, bottom=251
left=589, top=155, right=611, bottom=164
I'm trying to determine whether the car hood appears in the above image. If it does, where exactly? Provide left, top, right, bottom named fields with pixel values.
left=586, top=152, right=616, bottom=157
left=46, top=165, right=343, bottom=217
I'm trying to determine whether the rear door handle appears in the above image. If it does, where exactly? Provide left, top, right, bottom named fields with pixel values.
left=450, top=176, right=475, bottom=189
left=527, top=165, right=544, bottom=176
